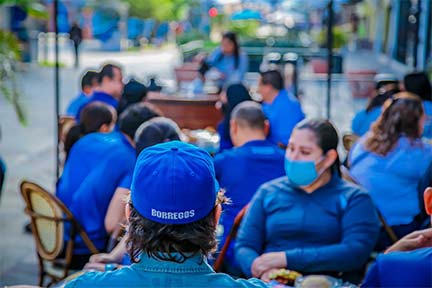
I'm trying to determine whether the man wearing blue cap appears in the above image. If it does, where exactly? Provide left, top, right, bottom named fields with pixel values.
left=65, top=141, right=267, bottom=287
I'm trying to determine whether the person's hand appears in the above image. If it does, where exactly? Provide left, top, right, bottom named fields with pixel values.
left=88, top=253, right=114, bottom=264
left=251, top=252, right=287, bottom=278
left=259, top=268, right=280, bottom=283
left=83, top=262, right=106, bottom=272
left=385, top=228, right=432, bottom=253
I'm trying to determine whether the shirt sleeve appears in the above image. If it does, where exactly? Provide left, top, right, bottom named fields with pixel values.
left=118, top=172, right=133, bottom=189
left=235, top=187, right=267, bottom=277
left=284, top=192, right=380, bottom=272
left=361, top=258, right=382, bottom=287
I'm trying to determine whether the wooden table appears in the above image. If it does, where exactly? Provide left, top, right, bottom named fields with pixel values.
left=146, top=92, right=223, bottom=130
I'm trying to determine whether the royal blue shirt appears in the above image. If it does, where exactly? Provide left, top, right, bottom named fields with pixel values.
left=351, top=107, right=382, bottom=136
left=66, top=92, right=91, bottom=118
left=214, top=140, right=285, bottom=264
left=58, top=132, right=136, bottom=254
left=422, top=100, right=432, bottom=139
left=65, top=253, right=267, bottom=288
left=362, top=247, right=432, bottom=287
left=349, top=136, right=432, bottom=226
left=75, top=91, right=119, bottom=121
left=262, top=89, right=305, bottom=146
left=235, top=175, right=379, bottom=277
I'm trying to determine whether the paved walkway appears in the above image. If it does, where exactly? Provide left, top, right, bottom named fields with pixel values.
left=0, top=48, right=406, bottom=285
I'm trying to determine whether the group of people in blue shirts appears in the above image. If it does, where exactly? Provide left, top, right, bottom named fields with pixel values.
left=54, top=34, right=432, bottom=287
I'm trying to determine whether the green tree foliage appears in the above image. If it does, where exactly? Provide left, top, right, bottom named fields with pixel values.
left=121, top=0, right=189, bottom=21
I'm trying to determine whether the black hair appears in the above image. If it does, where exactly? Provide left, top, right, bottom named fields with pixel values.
left=260, top=70, right=284, bottom=91
left=81, top=70, right=98, bottom=90
left=294, top=119, right=341, bottom=176
left=221, top=83, right=252, bottom=141
left=98, top=63, right=122, bottom=84
left=221, top=31, right=240, bottom=69
left=134, top=117, right=181, bottom=155
left=118, top=103, right=161, bottom=140
left=64, top=102, right=114, bottom=156
left=366, top=87, right=400, bottom=112
left=404, top=72, right=432, bottom=101
left=118, top=78, right=148, bottom=114
left=231, top=101, right=266, bottom=131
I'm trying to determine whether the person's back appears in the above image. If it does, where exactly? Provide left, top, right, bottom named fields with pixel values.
left=214, top=101, right=285, bottom=271
left=259, top=70, right=305, bottom=146
left=350, top=136, right=432, bottom=226
left=351, top=106, right=382, bottom=136
left=65, top=141, right=267, bottom=288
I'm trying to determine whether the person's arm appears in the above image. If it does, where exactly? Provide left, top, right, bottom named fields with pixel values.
left=237, top=52, right=249, bottom=80
left=385, top=228, right=432, bottom=254
left=283, top=192, right=379, bottom=272
left=235, top=187, right=267, bottom=278
left=104, top=187, right=129, bottom=234
left=84, top=237, right=128, bottom=271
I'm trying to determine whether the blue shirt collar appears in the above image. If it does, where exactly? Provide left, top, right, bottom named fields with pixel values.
left=91, top=91, right=119, bottom=108
left=132, top=253, right=214, bottom=274
left=241, top=139, right=274, bottom=148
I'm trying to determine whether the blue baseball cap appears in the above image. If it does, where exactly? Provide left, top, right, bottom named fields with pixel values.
left=130, top=141, right=219, bottom=224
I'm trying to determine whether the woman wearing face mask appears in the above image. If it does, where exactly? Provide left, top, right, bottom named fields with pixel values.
left=349, top=92, right=432, bottom=250
left=235, top=119, right=380, bottom=283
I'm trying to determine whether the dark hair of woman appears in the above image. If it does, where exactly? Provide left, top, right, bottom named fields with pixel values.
left=365, top=92, right=424, bottom=156
left=366, top=87, right=400, bottom=112
left=134, top=117, right=181, bottom=156
left=126, top=192, right=228, bottom=264
left=403, top=72, right=432, bottom=101
left=221, top=31, right=240, bottom=69
left=294, top=119, right=341, bottom=177
left=64, top=102, right=114, bottom=156
left=221, top=84, right=252, bottom=141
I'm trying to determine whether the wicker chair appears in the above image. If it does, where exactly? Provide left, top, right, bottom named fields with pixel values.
left=213, top=204, right=250, bottom=272
left=20, top=181, right=98, bottom=287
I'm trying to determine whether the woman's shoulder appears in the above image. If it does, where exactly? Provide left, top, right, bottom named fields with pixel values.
left=258, top=176, right=291, bottom=194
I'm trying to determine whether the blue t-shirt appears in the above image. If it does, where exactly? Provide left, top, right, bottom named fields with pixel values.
left=422, top=100, right=432, bottom=139
left=362, top=247, right=432, bottom=287
left=262, top=89, right=305, bottom=146
left=66, top=92, right=91, bottom=118
left=206, top=47, right=249, bottom=87
left=58, top=132, right=136, bottom=254
left=349, top=136, right=432, bottom=226
left=351, top=106, right=382, bottom=136
left=235, top=175, right=379, bottom=277
left=214, top=140, right=285, bottom=265
left=65, top=254, right=267, bottom=288
left=75, top=91, right=119, bottom=121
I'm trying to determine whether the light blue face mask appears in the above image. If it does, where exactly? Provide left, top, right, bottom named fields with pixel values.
left=284, top=158, right=320, bottom=187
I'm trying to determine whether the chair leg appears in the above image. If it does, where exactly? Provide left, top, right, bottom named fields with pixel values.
left=38, top=256, right=45, bottom=287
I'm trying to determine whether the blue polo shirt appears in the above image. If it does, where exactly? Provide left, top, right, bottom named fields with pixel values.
left=75, top=91, right=119, bottom=121
left=214, top=140, right=285, bottom=266
left=349, top=136, right=432, bottom=226
left=65, top=253, right=267, bottom=288
left=206, top=47, right=249, bottom=86
left=66, top=92, right=91, bottom=118
left=262, top=89, right=305, bottom=146
left=59, top=132, right=136, bottom=254
left=351, top=107, right=382, bottom=136
left=423, top=100, right=432, bottom=139
left=362, top=247, right=432, bottom=287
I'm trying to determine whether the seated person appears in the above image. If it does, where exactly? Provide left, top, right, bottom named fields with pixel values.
left=83, top=117, right=182, bottom=272
left=66, top=70, right=99, bottom=117
left=64, top=101, right=116, bottom=157
left=235, top=119, right=379, bottom=283
left=361, top=189, right=432, bottom=287
left=214, top=101, right=285, bottom=274
left=200, top=31, right=249, bottom=89
left=349, top=92, right=432, bottom=250
left=57, top=104, right=160, bottom=268
left=403, top=71, right=432, bottom=138
left=258, top=70, right=305, bottom=147
left=351, top=74, right=399, bottom=136
left=217, top=83, right=252, bottom=151
left=76, top=63, right=124, bottom=121
left=65, top=141, right=267, bottom=287
left=117, top=77, right=148, bottom=115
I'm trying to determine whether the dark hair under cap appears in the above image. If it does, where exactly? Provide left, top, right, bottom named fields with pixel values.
left=134, top=117, right=181, bottom=155
left=118, top=103, right=161, bottom=140
left=404, top=72, right=432, bottom=101
left=260, top=70, right=284, bottom=91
